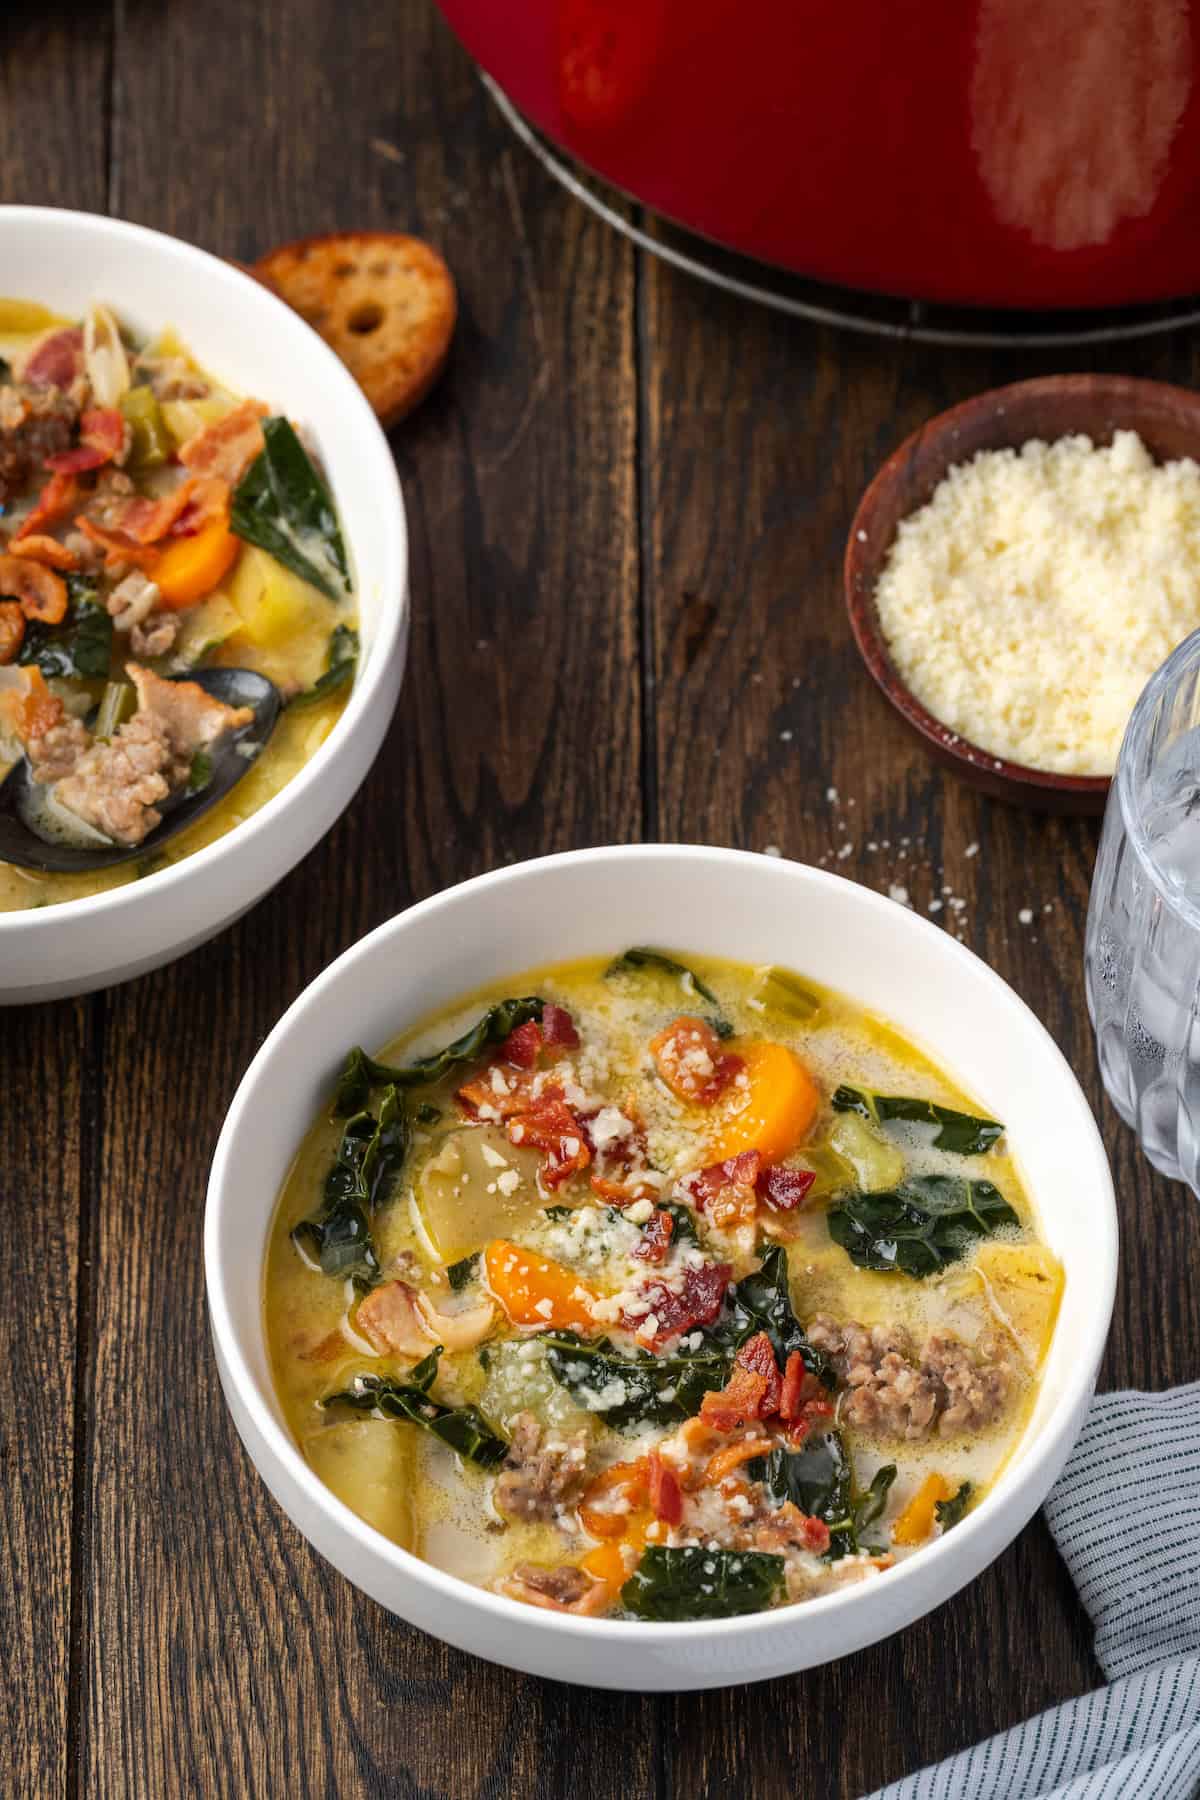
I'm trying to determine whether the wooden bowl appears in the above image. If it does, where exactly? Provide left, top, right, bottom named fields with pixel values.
left=844, top=373, right=1200, bottom=815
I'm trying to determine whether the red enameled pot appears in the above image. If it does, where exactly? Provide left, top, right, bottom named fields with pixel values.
left=437, top=0, right=1200, bottom=311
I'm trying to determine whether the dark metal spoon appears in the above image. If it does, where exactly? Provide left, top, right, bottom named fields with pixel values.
left=0, top=667, right=281, bottom=874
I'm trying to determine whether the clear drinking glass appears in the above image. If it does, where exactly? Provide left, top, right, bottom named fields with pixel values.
left=1086, top=626, right=1200, bottom=1194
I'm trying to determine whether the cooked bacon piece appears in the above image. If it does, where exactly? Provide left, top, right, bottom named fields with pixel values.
left=588, top=1173, right=660, bottom=1206
left=21, top=326, right=84, bottom=391
left=500, top=1019, right=542, bottom=1068
left=691, top=1150, right=761, bottom=1231
left=457, top=1066, right=538, bottom=1120
left=507, top=1092, right=591, bottom=1188
left=73, top=515, right=161, bottom=572
left=44, top=407, right=127, bottom=473
left=9, top=534, right=79, bottom=572
left=699, top=1363, right=770, bottom=1432
left=632, top=1208, right=674, bottom=1263
left=0, top=601, right=25, bottom=664
left=781, top=1349, right=835, bottom=1443
left=579, top=1459, right=649, bottom=1536
left=735, top=1331, right=783, bottom=1415
left=646, top=1450, right=683, bottom=1525
left=777, top=1343, right=835, bottom=1443
left=704, top=1436, right=777, bottom=1482
left=650, top=1015, right=744, bottom=1106
left=355, top=1279, right=435, bottom=1357
left=779, top=1350, right=807, bottom=1421
left=493, top=1004, right=576, bottom=1071
left=168, top=476, right=230, bottom=540
left=541, top=1003, right=580, bottom=1051
left=500, top=1563, right=610, bottom=1615
left=749, top=1500, right=831, bottom=1556
left=0, top=553, right=68, bottom=623
left=13, top=470, right=81, bottom=542
left=622, top=1260, right=731, bottom=1346
left=758, top=1166, right=816, bottom=1212
left=98, top=477, right=223, bottom=547
left=178, top=398, right=267, bottom=484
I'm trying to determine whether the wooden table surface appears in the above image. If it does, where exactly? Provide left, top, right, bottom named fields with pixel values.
left=5, top=3, right=1200, bottom=1795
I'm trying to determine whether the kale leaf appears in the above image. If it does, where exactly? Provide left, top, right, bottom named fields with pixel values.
left=831, top=1085, right=1004, bottom=1157
left=187, top=749, right=213, bottom=794
left=292, top=1085, right=408, bottom=1283
left=604, top=947, right=734, bottom=1037
left=750, top=1430, right=897, bottom=1559
left=333, top=998, right=546, bottom=1114
left=542, top=1246, right=829, bottom=1427
left=827, top=1175, right=1020, bottom=1278
left=621, top=1546, right=785, bottom=1620
left=16, top=580, right=112, bottom=681
left=289, top=623, right=358, bottom=709
left=323, top=1350, right=508, bottom=1469
left=446, top=1252, right=479, bottom=1292
left=713, top=1244, right=834, bottom=1387
left=542, top=1330, right=730, bottom=1429
left=230, top=415, right=350, bottom=601
left=935, top=1480, right=974, bottom=1532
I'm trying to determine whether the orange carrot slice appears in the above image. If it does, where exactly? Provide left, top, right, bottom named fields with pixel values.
left=483, top=1240, right=598, bottom=1330
left=891, top=1472, right=955, bottom=1546
left=153, top=514, right=239, bottom=609
left=708, top=1041, right=820, bottom=1166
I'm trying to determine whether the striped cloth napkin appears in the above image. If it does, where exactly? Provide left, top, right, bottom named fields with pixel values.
left=867, top=1384, right=1200, bottom=1800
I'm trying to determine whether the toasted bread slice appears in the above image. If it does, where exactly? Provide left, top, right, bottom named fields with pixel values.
left=255, top=232, right=456, bottom=428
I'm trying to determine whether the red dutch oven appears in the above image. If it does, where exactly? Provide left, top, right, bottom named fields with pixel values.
left=437, top=0, right=1200, bottom=310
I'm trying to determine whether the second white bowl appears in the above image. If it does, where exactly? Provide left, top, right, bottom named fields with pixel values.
left=205, top=846, right=1117, bottom=1689
left=0, top=206, right=409, bottom=1004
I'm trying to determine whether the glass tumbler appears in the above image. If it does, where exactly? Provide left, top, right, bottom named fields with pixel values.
left=1086, top=626, right=1200, bottom=1194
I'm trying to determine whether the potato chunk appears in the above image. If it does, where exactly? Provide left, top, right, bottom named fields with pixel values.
left=971, top=1242, right=1064, bottom=1366
left=414, top=1124, right=543, bottom=1264
left=303, top=1418, right=415, bottom=1546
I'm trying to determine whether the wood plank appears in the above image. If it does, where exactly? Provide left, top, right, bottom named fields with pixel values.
left=81, top=2, right=644, bottom=1794
left=0, top=13, right=111, bottom=1800
left=640, top=252, right=1200, bottom=1794
left=0, top=5, right=110, bottom=211
left=0, top=1000, right=90, bottom=1800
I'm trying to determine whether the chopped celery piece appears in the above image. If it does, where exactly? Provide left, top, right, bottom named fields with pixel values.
left=828, top=1112, right=906, bottom=1191
left=752, top=965, right=823, bottom=1021
left=120, top=385, right=171, bottom=469
left=94, top=679, right=135, bottom=740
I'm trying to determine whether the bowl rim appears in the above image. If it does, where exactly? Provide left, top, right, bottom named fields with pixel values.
left=205, top=842, right=1118, bottom=1644
left=0, top=203, right=408, bottom=934
left=843, top=371, right=1200, bottom=804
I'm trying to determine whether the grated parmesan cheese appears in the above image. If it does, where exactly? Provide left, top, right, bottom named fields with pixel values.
left=874, top=430, right=1200, bottom=775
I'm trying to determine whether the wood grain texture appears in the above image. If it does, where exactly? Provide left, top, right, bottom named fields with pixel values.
left=639, top=248, right=1200, bottom=1793
left=79, top=1, right=643, bottom=1796
left=0, top=3, right=110, bottom=212
left=0, top=1000, right=90, bottom=1800
left=5, top=1, right=1200, bottom=1796
left=0, top=15, right=110, bottom=1799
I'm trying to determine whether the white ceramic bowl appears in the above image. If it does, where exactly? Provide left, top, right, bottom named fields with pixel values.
left=206, top=845, right=1117, bottom=1690
left=0, top=206, right=408, bottom=1004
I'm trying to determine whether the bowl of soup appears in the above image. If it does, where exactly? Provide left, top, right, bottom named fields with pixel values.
left=0, top=206, right=408, bottom=1004
left=206, top=845, right=1116, bottom=1688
